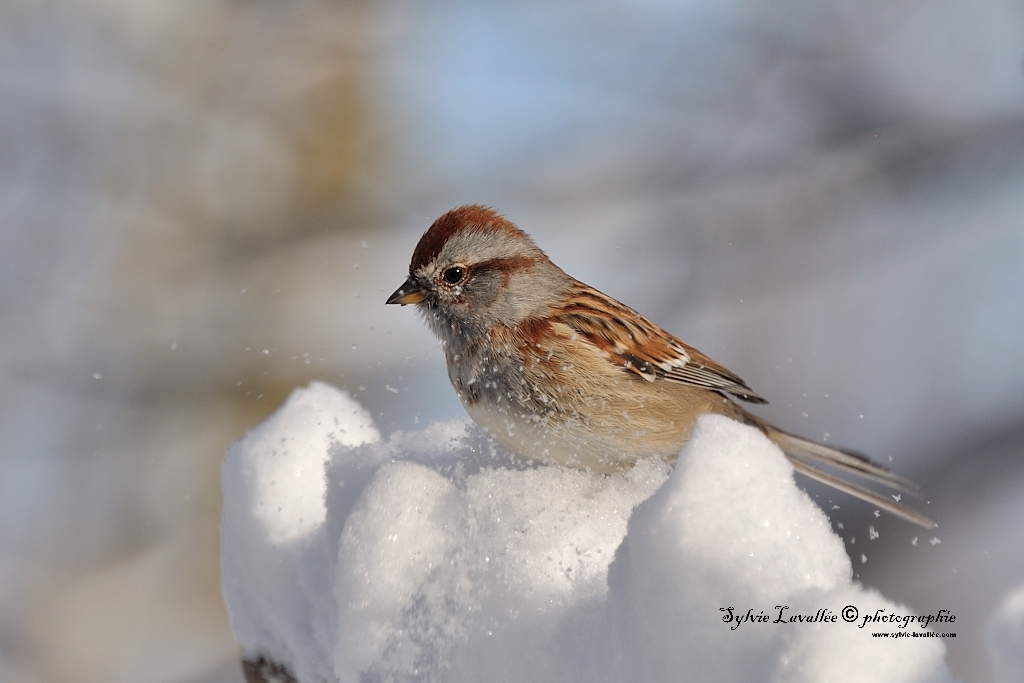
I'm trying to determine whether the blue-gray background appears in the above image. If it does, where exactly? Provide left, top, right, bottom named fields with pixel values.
left=1, top=1, right=1022, bottom=681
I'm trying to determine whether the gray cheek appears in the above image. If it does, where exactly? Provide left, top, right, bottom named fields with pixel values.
left=464, top=272, right=503, bottom=311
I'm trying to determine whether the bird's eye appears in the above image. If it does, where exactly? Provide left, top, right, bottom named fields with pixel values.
left=442, top=266, right=465, bottom=284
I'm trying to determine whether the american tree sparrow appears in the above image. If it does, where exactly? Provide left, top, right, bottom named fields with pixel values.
left=388, top=205, right=934, bottom=528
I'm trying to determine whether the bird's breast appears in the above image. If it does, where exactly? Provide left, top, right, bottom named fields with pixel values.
left=443, top=335, right=726, bottom=472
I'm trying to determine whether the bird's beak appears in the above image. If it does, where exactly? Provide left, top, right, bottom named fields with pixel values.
left=386, top=278, right=428, bottom=305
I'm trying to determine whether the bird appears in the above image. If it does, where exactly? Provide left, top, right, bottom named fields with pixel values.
left=387, top=205, right=934, bottom=528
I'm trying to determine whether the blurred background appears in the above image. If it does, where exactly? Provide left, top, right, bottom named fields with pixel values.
left=1, top=0, right=1023, bottom=681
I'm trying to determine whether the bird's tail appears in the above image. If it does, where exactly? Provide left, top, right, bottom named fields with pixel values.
left=739, top=411, right=935, bottom=529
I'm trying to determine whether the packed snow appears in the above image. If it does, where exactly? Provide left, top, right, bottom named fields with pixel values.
left=988, top=583, right=1024, bottom=683
left=222, top=382, right=951, bottom=682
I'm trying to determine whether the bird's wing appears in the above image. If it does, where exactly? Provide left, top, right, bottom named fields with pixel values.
left=555, top=280, right=767, bottom=404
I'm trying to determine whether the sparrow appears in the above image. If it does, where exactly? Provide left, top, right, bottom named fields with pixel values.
left=387, top=205, right=934, bottom=528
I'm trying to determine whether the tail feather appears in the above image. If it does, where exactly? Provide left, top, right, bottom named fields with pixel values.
left=767, top=429, right=920, bottom=496
left=738, top=411, right=935, bottom=529
left=787, top=455, right=936, bottom=529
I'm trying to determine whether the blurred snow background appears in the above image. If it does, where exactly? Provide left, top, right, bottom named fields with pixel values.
left=0, top=0, right=1022, bottom=681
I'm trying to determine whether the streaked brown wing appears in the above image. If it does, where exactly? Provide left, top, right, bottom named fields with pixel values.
left=555, top=280, right=767, bottom=403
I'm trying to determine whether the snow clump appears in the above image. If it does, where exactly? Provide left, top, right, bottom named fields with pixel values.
left=222, top=381, right=951, bottom=683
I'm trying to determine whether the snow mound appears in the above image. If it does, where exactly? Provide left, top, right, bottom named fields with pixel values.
left=222, top=382, right=952, bottom=683
left=989, top=583, right=1024, bottom=683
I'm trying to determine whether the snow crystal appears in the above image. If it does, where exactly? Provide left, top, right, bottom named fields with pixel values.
left=222, top=382, right=952, bottom=682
